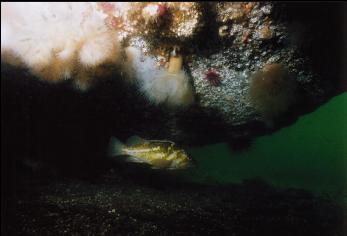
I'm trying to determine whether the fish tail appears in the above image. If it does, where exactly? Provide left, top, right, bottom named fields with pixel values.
left=108, top=137, right=126, bottom=157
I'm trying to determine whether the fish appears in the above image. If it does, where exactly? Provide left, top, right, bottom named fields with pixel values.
left=108, top=135, right=194, bottom=170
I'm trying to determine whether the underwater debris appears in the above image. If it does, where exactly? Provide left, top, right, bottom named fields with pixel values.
left=108, top=136, right=193, bottom=170
left=216, top=2, right=252, bottom=23
left=204, top=69, right=222, bottom=87
left=248, top=63, right=297, bottom=122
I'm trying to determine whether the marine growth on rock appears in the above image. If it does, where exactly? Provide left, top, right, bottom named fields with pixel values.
left=1, top=1, right=326, bottom=126
left=248, top=63, right=297, bottom=121
left=204, top=69, right=222, bottom=87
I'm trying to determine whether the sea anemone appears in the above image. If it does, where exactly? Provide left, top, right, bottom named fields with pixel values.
left=1, top=2, right=121, bottom=91
left=248, top=63, right=297, bottom=122
left=125, top=46, right=194, bottom=108
left=204, top=69, right=222, bottom=86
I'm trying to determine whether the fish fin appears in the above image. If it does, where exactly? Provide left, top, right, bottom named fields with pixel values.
left=108, top=137, right=126, bottom=157
left=148, top=140, right=176, bottom=145
left=124, top=155, right=147, bottom=163
left=126, top=135, right=148, bottom=146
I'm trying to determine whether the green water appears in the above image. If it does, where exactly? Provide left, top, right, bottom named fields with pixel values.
left=186, top=92, right=347, bottom=203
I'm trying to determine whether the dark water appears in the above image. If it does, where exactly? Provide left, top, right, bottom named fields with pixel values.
left=184, top=92, right=347, bottom=204
left=2, top=74, right=346, bottom=235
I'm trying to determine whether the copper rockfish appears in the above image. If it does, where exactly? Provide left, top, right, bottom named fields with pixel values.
left=108, top=136, right=194, bottom=170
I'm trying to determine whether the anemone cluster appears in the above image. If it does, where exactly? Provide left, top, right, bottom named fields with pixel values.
left=2, top=2, right=306, bottom=116
left=1, top=2, right=121, bottom=90
left=1, top=2, right=199, bottom=104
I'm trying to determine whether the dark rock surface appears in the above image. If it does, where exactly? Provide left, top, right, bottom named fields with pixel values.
left=126, top=2, right=347, bottom=144
left=2, top=163, right=346, bottom=236
left=1, top=3, right=347, bottom=148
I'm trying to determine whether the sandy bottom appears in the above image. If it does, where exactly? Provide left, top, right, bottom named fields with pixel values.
left=2, top=163, right=345, bottom=236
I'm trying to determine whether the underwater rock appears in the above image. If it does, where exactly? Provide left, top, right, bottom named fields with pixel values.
left=1, top=2, right=345, bottom=145
left=214, top=2, right=277, bottom=44
left=125, top=2, right=203, bottom=43
left=117, top=2, right=344, bottom=145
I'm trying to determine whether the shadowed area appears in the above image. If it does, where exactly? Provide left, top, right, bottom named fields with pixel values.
left=2, top=164, right=346, bottom=236
left=2, top=67, right=346, bottom=235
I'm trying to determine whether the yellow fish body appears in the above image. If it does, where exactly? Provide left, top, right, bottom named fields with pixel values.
left=108, top=136, right=193, bottom=170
